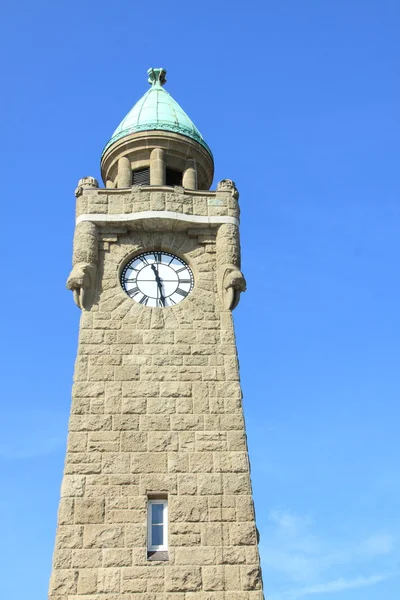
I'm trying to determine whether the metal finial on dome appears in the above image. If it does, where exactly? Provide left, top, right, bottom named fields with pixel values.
left=147, top=67, right=167, bottom=87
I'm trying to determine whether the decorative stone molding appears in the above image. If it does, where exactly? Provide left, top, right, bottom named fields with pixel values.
left=66, top=221, right=98, bottom=309
left=217, top=178, right=239, bottom=200
left=76, top=211, right=240, bottom=228
left=74, top=176, right=99, bottom=198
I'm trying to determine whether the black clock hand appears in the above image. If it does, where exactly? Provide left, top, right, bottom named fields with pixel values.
left=151, top=263, right=165, bottom=306
left=156, top=270, right=166, bottom=306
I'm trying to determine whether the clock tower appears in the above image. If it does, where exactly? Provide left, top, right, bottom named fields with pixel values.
left=49, top=68, right=264, bottom=599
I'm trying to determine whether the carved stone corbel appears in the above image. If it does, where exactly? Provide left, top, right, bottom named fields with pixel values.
left=216, top=223, right=246, bottom=310
left=216, top=178, right=239, bottom=200
left=74, top=176, right=99, bottom=198
left=66, top=220, right=98, bottom=310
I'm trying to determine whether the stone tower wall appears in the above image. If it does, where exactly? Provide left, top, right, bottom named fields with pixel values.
left=49, top=185, right=263, bottom=599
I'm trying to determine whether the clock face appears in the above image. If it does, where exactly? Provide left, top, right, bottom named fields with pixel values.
left=121, top=251, right=194, bottom=307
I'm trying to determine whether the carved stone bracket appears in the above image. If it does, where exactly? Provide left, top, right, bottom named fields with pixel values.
left=75, top=176, right=99, bottom=198
left=216, top=223, right=246, bottom=310
left=67, top=263, right=97, bottom=309
left=217, top=179, right=239, bottom=200
left=66, top=221, right=98, bottom=310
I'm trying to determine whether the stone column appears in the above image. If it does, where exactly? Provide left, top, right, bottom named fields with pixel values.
left=183, top=160, right=197, bottom=190
left=106, top=179, right=115, bottom=189
left=117, top=156, right=131, bottom=188
left=150, top=147, right=165, bottom=185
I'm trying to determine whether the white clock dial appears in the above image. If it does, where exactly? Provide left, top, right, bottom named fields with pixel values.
left=121, top=251, right=194, bottom=307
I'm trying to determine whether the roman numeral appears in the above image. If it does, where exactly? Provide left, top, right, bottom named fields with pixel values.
left=178, top=279, right=191, bottom=284
left=175, top=288, right=188, bottom=297
left=176, top=267, right=186, bottom=273
left=154, top=252, right=162, bottom=263
left=127, top=286, right=139, bottom=297
left=158, top=297, right=165, bottom=307
left=141, top=256, right=149, bottom=265
left=124, top=277, right=137, bottom=284
left=139, top=295, right=149, bottom=305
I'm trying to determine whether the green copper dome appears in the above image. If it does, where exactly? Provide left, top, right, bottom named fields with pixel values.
left=102, top=68, right=212, bottom=157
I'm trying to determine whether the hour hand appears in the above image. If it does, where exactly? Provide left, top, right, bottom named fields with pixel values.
left=157, top=278, right=166, bottom=306
left=151, top=264, right=165, bottom=306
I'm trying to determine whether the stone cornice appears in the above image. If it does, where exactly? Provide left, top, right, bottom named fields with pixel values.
left=76, top=211, right=239, bottom=228
left=87, top=186, right=226, bottom=198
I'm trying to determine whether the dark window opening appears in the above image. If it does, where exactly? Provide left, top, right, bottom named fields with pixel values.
left=132, top=168, right=150, bottom=186
left=166, top=168, right=183, bottom=186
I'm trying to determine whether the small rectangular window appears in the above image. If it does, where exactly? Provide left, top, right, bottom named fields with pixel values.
left=147, top=499, right=168, bottom=552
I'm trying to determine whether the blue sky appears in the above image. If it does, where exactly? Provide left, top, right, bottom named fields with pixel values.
left=1, top=1, right=399, bottom=598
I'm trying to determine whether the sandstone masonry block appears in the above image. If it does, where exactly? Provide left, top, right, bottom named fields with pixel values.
left=97, top=568, right=120, bottom=593
left=161, top=382, right=192, bottom=397
left=171, top=415, right=203, bottom=430
left=175, top=547, right=217, bottom=565
left=201, top=523, right=225, bottom=547
left=68, top=433, right=88, bottom=453
left=140, top=414, right=171, bottom=431
left=165, top=567, right=202, bottom=592
left=69, top=415, right=112, bottom=432
left=58, top=499, right=74, bottom=525
left=190, top=453, right=214, bottom=473
left=52, top=549, right=73, bottom=569
left=77, top=569, right=97, bottom=594
left=168, top=454, right=189, bottom=473
left=112, top=415, right=139, bottom=430
left=121, top=396, right=147, bottom=413
left=56, top=526, right=84, bottom=549
left=241, top=566, right=262, bottom=590
left=170, top=523, right=201, bottom=546
left=102, top=453, right=131, bottom=474
left=125, top=523, right=147, bottom=547
left=49, top=569, right=78, bottom=595
left=230, top=523, right=257, bottom=546
left=223, top=474, right=250, bottom=495
left=170, top=496, right=208, bottom=522
left=139, top=473, right=178, bottom=495
left=131, top=452, right=167, bottom=473
left=148, top=431, right=179, bottom=452
left=198, top=474, right=223, bottom=495
left=122, top=381, right=159, bottom=397
left=102, top=548, right=133, bottom=567
left=61, top=475, right=86, bottom=498
left=83, top=525, right=124, bottom=549
left=71, top=549, right=102, bottom=568
left=202, top=566, right=225, bottom=591
left=74, top=499, right=105, bottom=524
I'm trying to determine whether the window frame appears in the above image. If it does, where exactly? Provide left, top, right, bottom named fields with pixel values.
left=147, top=499, right=168, bottom=552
